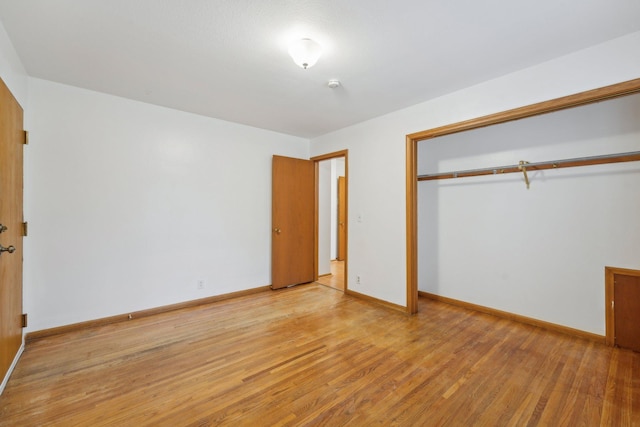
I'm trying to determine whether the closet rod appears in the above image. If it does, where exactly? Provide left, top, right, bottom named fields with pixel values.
left=417, top=150, right=640, bottom=181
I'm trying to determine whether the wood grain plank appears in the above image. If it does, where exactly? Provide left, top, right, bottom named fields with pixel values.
left=1, top=285, right=638, bottom=426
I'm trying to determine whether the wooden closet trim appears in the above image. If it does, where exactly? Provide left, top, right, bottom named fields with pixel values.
left=405, top=77, right=640, bottom=316
left=408, top=78, right=640, bottom=142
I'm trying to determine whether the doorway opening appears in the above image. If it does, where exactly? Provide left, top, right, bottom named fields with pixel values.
left=405, top=78, right=640, bottom=316
left=312, top=150, right=348, bottom=292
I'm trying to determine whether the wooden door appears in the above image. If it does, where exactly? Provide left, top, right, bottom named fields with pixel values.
left=614, top=274, right=640, bottom=352
left=271, top=155, right=314, bottom=289
left=0, top=78, right=24, bottom=383
left=337, top=176, right=346, bottom=261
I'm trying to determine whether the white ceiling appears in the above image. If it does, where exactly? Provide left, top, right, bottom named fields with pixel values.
left=1, top=1, right=639, bottom=139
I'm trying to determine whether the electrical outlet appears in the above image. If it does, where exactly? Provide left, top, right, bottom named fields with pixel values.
left=356, top=275, right=361, bottom=285
left=197, top=279, right=205, bottom=290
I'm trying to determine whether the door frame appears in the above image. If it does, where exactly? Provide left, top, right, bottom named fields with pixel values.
left=311, top=150, right=348, bottom=291
left=405, top=77, right=640, bottom=316
left=605, top=266, right=640, bottom=347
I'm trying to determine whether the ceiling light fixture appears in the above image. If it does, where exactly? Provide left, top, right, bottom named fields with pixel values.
left=288, top=38, right=322, bottom=69
left=328, top=79, right=341, bottom=89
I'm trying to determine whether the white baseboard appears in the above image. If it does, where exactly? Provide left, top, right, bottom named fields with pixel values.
left=0, top=336, right=25, bottom=396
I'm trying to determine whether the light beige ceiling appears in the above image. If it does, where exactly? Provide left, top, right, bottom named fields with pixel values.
left=1, top=1, right=639, bottom=138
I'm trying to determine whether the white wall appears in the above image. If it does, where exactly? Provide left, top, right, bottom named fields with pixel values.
left=318, top=160, right=331, bottom=275
left=0, top=19, right=27, bottom=113
left=310, top=31, right=640, bottom=310
left=24, top=78, right=308, bottom=331
left=418, top=94, right=640, bottom=335
left=330, top=158, right=345, bottom=260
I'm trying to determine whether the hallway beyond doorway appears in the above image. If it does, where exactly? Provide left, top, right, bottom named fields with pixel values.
left=316, top=260, right=344, bottom=291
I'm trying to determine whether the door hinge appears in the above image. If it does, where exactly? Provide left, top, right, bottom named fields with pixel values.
left=22, top=221, right=28, bottom=237
left=23, top=130, right=29, bottom=145
left=21, top=313, right=28, bottom=328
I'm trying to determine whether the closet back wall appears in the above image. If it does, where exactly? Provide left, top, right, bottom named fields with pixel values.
left=418, top=93, right=640, bottom=335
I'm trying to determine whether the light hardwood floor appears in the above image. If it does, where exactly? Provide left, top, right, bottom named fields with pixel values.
left=316, top=260, right=344, bottom=291
left=1, top=284, right=638, bottom=426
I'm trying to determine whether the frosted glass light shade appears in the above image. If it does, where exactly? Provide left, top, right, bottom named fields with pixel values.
left=288, top=38, right=322, bottom=69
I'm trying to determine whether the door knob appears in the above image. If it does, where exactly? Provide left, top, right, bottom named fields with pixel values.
left=0, top=244, right=15, bottom=254
left=273, top=228, right=281, bottom=234
left=0, top=224, right=7, bottom=233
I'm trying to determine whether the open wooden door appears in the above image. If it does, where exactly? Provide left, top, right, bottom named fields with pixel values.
left=271, top=155, right=314, bottom=289
left=0, top=77, right=24, bottom=387
left=337, top=176, right=346, bottom=261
